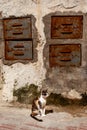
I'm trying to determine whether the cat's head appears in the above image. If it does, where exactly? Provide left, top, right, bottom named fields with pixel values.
left=41, top=89, right=49, bottom=98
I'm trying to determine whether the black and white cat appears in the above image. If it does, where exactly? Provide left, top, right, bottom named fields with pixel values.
left=30, top=89, right=49, bottom=122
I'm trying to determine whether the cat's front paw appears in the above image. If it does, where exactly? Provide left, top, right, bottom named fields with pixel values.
left=41, top=114, right=46, bottom=117
left=37, top=114, right=41, bottom=117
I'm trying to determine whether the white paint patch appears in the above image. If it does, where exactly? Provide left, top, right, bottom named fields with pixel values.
left=2, top=63, right=46, bottom=101
left=62, top=89, right=82, bottom=99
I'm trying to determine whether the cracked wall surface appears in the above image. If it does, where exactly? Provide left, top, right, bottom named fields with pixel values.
left=42, top=12, right=87, bottom=95
left=0, top=0, right=87, bottom=101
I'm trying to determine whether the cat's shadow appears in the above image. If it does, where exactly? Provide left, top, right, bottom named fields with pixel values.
left=45, top=109, right=53, bottom=115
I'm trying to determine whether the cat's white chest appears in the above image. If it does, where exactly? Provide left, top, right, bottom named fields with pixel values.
left=39, top=96, right=46, bottom=108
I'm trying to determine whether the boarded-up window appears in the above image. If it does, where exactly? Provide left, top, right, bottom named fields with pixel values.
left=49, top=44, right=81, bottom=67
left=3, top=17, right=33, bottom=60
left=51, top=16, right=83, bottom=39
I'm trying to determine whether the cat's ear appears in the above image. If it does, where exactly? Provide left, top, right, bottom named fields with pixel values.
left=46, top=88, right=48, bottom=92
left=45, top=88, right=48, bottom=92
left=40, top=88, right=48, bottom=93
left=42, top=88, right=48, bottom=92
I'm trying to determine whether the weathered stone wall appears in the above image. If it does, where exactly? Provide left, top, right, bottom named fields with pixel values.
left=0, top=0, right=87, bottom=101
left=43, top=12, right=87, bottom=95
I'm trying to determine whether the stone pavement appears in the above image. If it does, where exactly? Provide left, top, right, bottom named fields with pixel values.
left=0, top=103, right=87, bottom=130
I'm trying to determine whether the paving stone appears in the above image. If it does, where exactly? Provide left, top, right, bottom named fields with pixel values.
left=0, top=103, right=87, bottom=130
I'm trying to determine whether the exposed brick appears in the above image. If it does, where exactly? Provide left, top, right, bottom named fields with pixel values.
left=20, top=128, right=31, bottom=130
left=25, top=123, right=46, bottom=129
left=66, top=126, right=77, bottom=130
left=79, top=124, right=87, bottom=130
left=0, top=124, right=16, bottom=130
left=47, top=127, right=61, bottom=130
left=0, top=125, right=14, bottom=130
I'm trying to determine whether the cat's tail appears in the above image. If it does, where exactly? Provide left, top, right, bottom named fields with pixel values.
left=30, top=114, right=43, bottom=122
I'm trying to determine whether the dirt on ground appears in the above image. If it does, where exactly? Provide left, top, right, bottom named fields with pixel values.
left=9, top=101, right=87, bottom=118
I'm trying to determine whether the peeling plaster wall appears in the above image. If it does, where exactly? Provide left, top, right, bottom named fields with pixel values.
left=0, top=0, right=87, bottom=101
left=43, top=12, right=87, bottom=96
